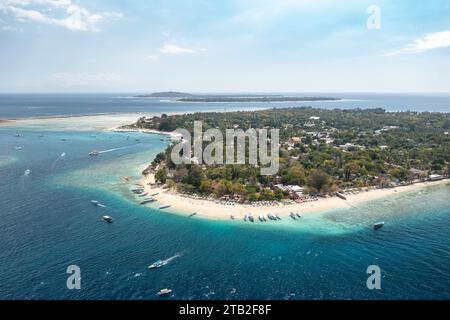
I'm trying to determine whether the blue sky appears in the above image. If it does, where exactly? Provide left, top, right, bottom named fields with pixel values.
left=0, top=0, right=449, bottom=93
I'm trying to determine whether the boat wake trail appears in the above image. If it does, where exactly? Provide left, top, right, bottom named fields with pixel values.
left=98, top=146, right=129, bottom=154
left=51, top=152, right=66, bottom=169
left=148, top=253, right=183, bottom=269
left=164, top=253, right=183, bottom=264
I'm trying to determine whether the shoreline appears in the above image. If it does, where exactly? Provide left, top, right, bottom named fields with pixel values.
left=139, top=173, right=449, bottom=221
left=110, top=127, right=183, bottom=140
left=4, top=110, right=449, bottom=222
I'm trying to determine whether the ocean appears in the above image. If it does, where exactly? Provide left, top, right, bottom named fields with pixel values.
left=0, top=93, right=450, bottom=119
left=0, top=94, right=449, bottom=300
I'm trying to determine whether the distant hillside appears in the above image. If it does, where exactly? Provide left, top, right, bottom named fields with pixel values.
left=135, top=92, right=193, bottom=98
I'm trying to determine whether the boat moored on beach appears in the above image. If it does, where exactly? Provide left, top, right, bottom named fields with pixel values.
left=159, top=204, right=171, bottom=210
left=140, top=198, right=156, bottom=205
left=336, top=192, right=347, bottom=200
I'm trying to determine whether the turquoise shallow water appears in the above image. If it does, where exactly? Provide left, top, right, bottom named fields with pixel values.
left=0, top=121, right=449, bottom=300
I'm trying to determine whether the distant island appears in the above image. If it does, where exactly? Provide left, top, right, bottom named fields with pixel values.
left=135, top=91, right=193, bottom=98
left=134, top=92, right=341, bottom=102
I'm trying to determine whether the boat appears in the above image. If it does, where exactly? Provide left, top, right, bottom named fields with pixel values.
left=140, top=198, right=156, bottom=205
left=61, top=138, right=67, bottom=141
left=148, top=260, right=168, bottom=269
left=102, top=216, right=114, bottom=223
left=24, top=169, right=31, bottom=176
left=89, top=150, right=100, bottom=156
left=157, top=288, right=172, bottom=296
left=159, top=204, right=171, bottom=210
left=91, top=200, right=106, bottom=207
left=267, top=213, right=275, bottom=221
left=189, top=212, right=198, bottom=217
left=275, top=214, right=282, bottom=220
left=296, top=213, right=302, bottom=219
left=261, top=214, right=267, bottom=222
left=336, top=192, right=347, bottom=200
left=150, top=192, right=159, bottom=196
left=244, top=214, right=248, bottom=222
left=138, top=193, right=149, bottom=197
left=290, top=212, right=297, bottom=220
left=248, top=214, right=254, bottom=223
left=373, top=222, right=385, bottom=230
left=230, top=215, right=235, bottom=220
left=14, top=146, right=22, bottom=150
left=258, top=215, right=264, bottom=222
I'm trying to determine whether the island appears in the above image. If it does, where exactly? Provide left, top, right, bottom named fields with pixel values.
left=134, top=92, right=341, bottom=102
left=123, top=107, right=450, bottom=220
left=135, top=91, right=194, bottom=98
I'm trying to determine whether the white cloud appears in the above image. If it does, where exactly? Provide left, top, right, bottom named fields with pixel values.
left=0, top=0, right=122, bottom=32
left=51, top=72, right=122, bottom=86
left=160, top=43, right=197, bottom=54
left=386, top=31, right=450, bottom=56
left=159, top=43, right=208, bottom=55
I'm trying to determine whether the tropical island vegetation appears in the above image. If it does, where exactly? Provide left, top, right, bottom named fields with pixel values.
left=124, top=107, right=450, bottom=203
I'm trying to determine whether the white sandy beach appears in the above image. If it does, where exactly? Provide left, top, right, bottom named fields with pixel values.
left=2, top=113, right=147, bottom=131
left=139, top=172, right=449, bottom=220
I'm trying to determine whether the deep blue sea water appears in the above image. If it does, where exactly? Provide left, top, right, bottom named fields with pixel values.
left=0, top=94, right=449, bottom=300
left=0, top=93, right=449, bottom=119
